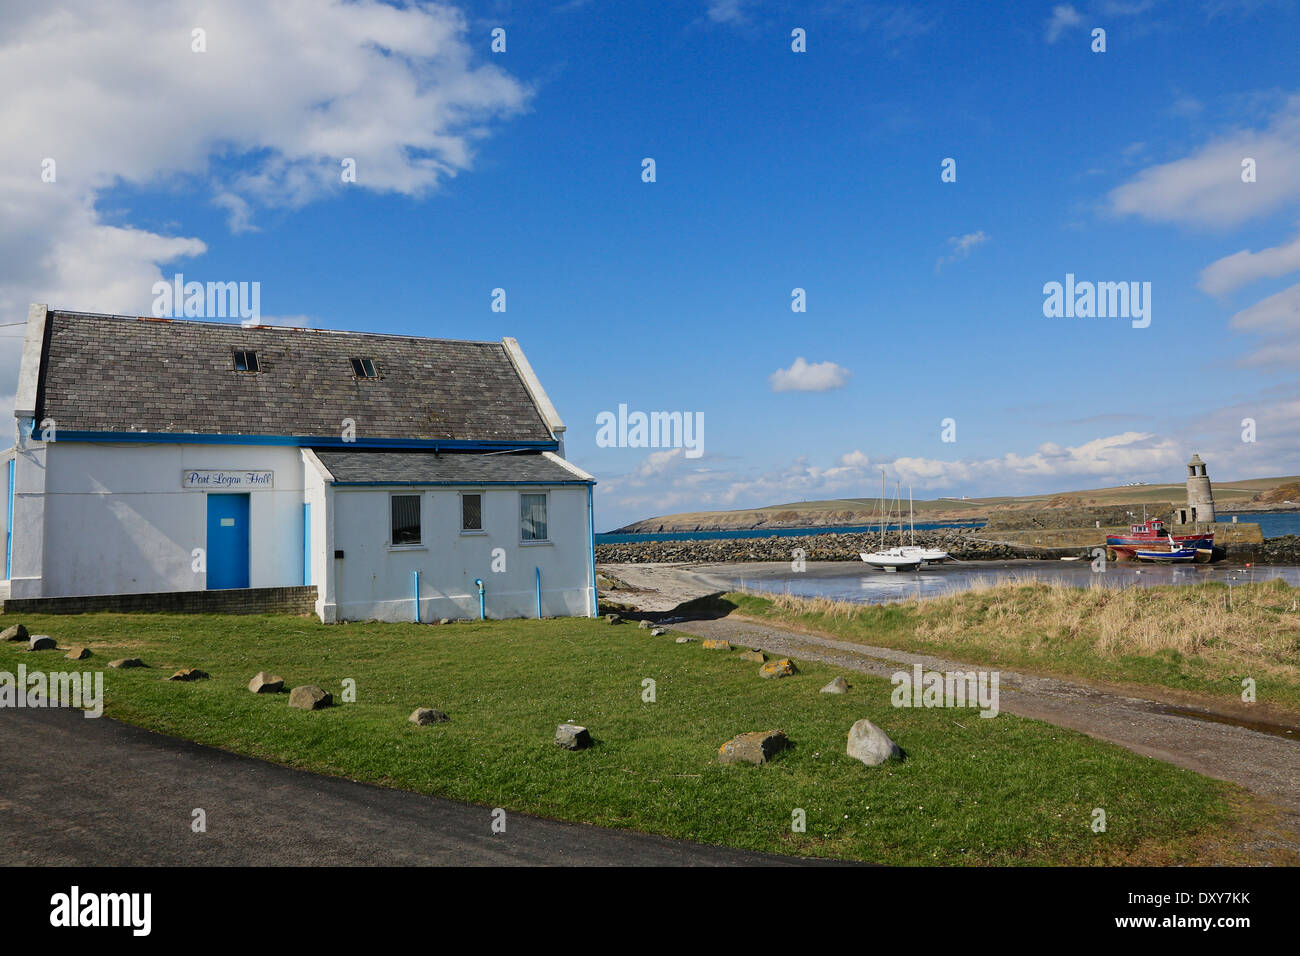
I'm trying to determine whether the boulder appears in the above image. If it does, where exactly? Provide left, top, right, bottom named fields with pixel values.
left=64, top=646, right=91, bottom=661
left=409, top=707, right=450, bottom=725
left=248, top=672, right=284, bottom=694
left=168, top=668, right=210, bottom=682
left=846, top=718, right=902, bottom=766
left=1, top=623, right=29, bottom=642
left=718, top=730, right=789, bottom=765
left=820, top=676, right=851, bottom=694
left=674, top=636, right=697, bottom=644
left=438, top=618, right=452, bottom=625
left=555, top=723, right=593, bottom=750
left=638, top=619, right=652, bottom=629
left=289, top=685, right=332, bottom=710
left=740, top=649, right=766, bottom=662
left=651, top=628, right=667, bottom=636
left=604, top=614, right=622, bottom=625
left=28, top=635, right=57, bottom=651
left=701, top=639, right=731, bottom=651
left=759, top=658, right=798, bottom=679
left=108, top=658, right=146, bottom=668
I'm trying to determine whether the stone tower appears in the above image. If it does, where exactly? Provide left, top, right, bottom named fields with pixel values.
left=1183, top=453, right=1215, bottom=525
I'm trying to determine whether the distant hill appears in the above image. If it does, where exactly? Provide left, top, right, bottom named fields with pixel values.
left=610, top=475, right=1300, bottom=534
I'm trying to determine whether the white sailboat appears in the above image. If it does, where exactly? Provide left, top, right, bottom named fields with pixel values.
left=897, top=483, right=950, bottom=564
left=860, top=475, right=922, bottom=571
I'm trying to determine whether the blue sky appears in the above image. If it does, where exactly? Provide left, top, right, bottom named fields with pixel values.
left=3, top=0, right=1299, bottom=530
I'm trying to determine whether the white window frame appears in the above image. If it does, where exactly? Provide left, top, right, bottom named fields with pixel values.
left=519, top=490, right=551, bottom=546
left=388, top=491, right=425, bottom=551
left=459, top=490, right=486, bottom=535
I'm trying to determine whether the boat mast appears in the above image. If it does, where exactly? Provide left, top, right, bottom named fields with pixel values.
left=909, top=483, right=915, bottom=545
left=879, top=470, right=887, bottom=550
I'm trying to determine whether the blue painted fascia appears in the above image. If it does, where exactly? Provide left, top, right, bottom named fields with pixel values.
left=329, top=479, right=594, bottom=487
left=33, top=425, right=558, bottom=453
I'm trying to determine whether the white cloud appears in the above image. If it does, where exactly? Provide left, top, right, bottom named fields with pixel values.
left=706, top=0, right=748, bottom=24
left=768, top=357, right=852, bottom=393
left=0, top=0, right=528, bottom=391
left=1199, top=234, right=1300, bottom=294
left=1045, top=5, right=1084, bottom=42
left=935, top=230, right=990, bottom=270
left=1229, top=281, right=1300, bottom=332
left=1108, top=95, right=1300, bottom=227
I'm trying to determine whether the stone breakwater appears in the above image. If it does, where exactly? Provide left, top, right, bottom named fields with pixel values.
left=595, top=528, right=1051, bottom=564
left=594, top=530, right=1300, bottom=565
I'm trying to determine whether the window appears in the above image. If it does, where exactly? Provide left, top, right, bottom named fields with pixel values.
left=350, top=357, right=378, bottom=378
left=461, top=493, right=482, bottom=532
left=391, top=494, right=421, bottom=546
left=233, top=349, right=260, bottom=372
left=520, top=493, right=548, bottom=542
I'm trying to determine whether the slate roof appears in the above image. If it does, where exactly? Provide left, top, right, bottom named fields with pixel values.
left=313, top=450, right=591, bottom=485
left=35, top=311, right=554, bottom=444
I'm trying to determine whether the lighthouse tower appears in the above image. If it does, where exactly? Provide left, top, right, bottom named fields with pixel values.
left=1181, top=453, right=1216, bottom=526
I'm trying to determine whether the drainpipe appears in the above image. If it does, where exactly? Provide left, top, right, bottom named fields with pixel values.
left=535, top=567, right=542, bottom=619
left=413, top=570, right=421, bottom=623
left=475, top=578, right=485, bottom=620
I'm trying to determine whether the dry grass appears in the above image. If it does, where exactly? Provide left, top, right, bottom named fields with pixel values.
left=742, top=577, right=1300, bottom=695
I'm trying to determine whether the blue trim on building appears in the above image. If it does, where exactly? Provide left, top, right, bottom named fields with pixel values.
left=587, top=484, right=598, bottom=618
left=5, top=458, right=13, bottom=580
left=30, top=424, right=558, bottom=453
left=329, top=479, right=593, bottom=487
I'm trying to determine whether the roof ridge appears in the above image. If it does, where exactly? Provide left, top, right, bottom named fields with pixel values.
left=46, top=309, right=505, bottom=347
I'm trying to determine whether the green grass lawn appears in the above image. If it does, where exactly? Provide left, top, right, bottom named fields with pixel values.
left=0, top=612, right=1237, bottom=865
left=729, top=580, right=1300, bottom=716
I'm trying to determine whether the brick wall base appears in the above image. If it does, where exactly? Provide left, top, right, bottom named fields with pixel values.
left=1, top=586, right=319, bottom=617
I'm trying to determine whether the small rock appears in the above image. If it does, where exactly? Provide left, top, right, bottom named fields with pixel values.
left=168, top=668, right=210, bottom=682
left=64, top=646, right=91, bottom=660
left=846, top=718, right=902, bottom=766
left=604, top=613, right=623, bottom=625
left=1, top=623, right=29, bottom=642
left=555, top=723, right=592, bottom=750
left=718, top=730, right=789, bottom=765
left=409, top=707, right=450, bottom=725
left=651, top=627, right=667, bottom=636
left=438, top=618, right=451, bottom=625
left=759, top=658, right=798, bottom=679
left=108, top=658, right=146, bottom=668
left=638, top=619, right=652, bottom=629
left=701, top=639, right=731, bottom=651
left=28, top=635, right=56, bottom=651
left=248, top=672, right=284, bottom=694
left=289, top=685, right=332, bottom=710
left=740, top=649, right=766, bottom=662
left=820, top=676, right=850, bottom=694
left=674, top=636, right=697, bottom=644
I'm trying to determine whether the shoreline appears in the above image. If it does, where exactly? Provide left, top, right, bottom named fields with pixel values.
left=598, top=557, right=1300, bottom=614
left=594, top=528, right=1300, bottom=567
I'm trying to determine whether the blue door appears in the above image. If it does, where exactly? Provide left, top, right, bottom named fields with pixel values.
left=207, top=494, right=250, bottom=589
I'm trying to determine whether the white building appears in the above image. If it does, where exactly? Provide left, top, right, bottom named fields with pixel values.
left=0, top=305, right=597, bottom=622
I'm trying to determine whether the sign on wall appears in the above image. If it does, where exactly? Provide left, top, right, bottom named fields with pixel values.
left=182, top=470, right=274, bottom=490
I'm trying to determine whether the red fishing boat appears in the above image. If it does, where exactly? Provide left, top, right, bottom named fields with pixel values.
left=1106, top=518, right=1214, bottom=563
